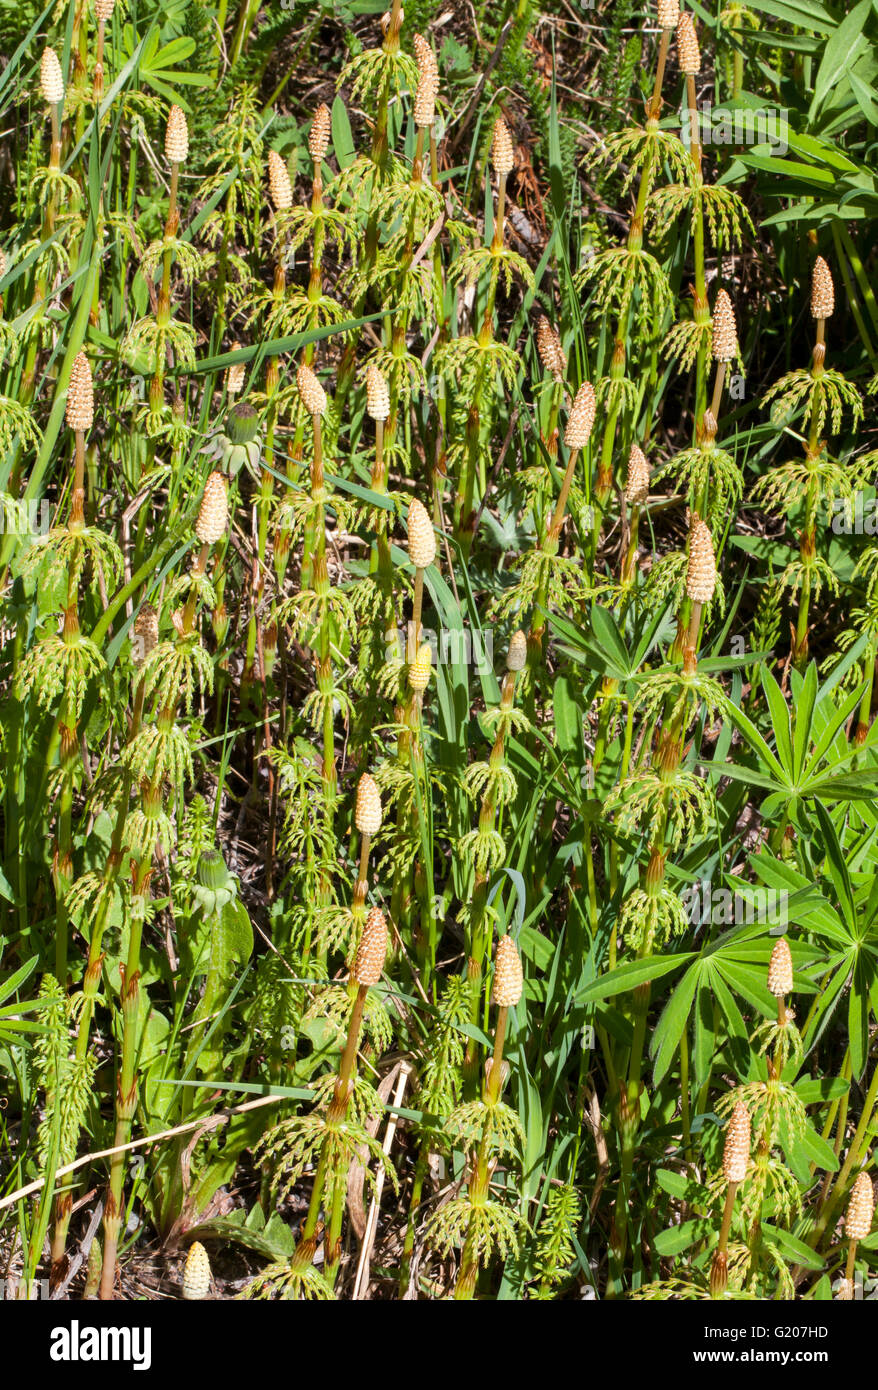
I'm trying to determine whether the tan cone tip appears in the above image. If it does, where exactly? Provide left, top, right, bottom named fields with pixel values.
left=408, top=641, right=433, bottom=692
left=811, top=256, right=835, bottom=320
left=845, top=1171, right=875, bottom=1242
left=563, top=380, right=596, bottom=449
left=413, top=33, right=438, bottom=79
left=676, top=13, right=701, bottom=74
left=767, top=937, right=793, bottom=997
left=492, top=934, right=523, bottom=1007
left=132, top=603, right=159, bottom=666
left=414, top=70, right=438, bottom=129
left=353, top=906, right=388, bottom=986
left=491, top=117, right=515, bottom=176
left=711, top=288, right=739, bottom=363
left=365, top=363, right=391, bottom=421
left=507, top=629, right=527, bottom=672
left=355, top=772, right=382, bottom=837
left=626, top=444, right=650, bottom=504
left=297, top=362, right=327, bottom=417
left=225, top=346, right=246, bottom=396
left=195, top=471, right=229, bottom=545
left=267, top=150, right=292, bottom=210
left=722, top=1101, right=751, bottom=1184
left=66, top=351, right=94, bottom=431
left=165, top=104, right=189, bottom=164
left=407, top=498, right=436, bottom=569
left=536, top=316, right=566, bottom=380
left=40, top=47, right=64, bottom=105
left=309, top=103, right=332, bottom=164
left=182, top=1241, right=211, bottom=1300
left=685, top=513, right=716, bottom=605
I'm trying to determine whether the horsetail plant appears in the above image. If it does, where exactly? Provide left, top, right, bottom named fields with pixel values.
left=841, top=1171, right=875, bottom=1298
left=49, top=600, right=158, bottom=1270
left=758, top=256, right=863, bottom=668
left=459, top=631, right=528, bottom=1087
left=427, top=934, right=526, bottom=1299
left=182, top=1241, right=212, bottom=1301
left=352, top=772, right=382, bottom=939
left=99, top=472, right=229, bottom=1298
left=4, top=0, right=878, bottom=1317
left=19, top=47, right=69, bottom=405
left=251, top=906, right=394, bottom=1299
left=448, top=115, right=532, bottom=555
left=710, top=1101, right=751, bottom=1298
left=92, top=0, right=116, bottom=102
left=517, top=380, right=595, bottom=681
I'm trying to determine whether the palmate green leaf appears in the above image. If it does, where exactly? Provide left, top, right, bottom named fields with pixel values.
left=694, top=650, right=775, bottom=675
left=848, top=68, right=878, bottom=124
left=762, top=1224, right=826, bottom=1272
left=813, top=801, right=856, bottom=929
left=693, top=980, right=716, bottom=1090
left=654, top=1168, right=704, bottom=1204
left=722, top=691, right=786, bottom=781
left=0, top=963, right=59, bottom=1044
left=735, top=154, right=836, bottom=188
left=744, top=0, right=835, bottom=33
left=650, top=961, right=699, bottom=1084
left=762, top=665, right=795, bottom=772
left=746, top=28, right=822, bottom=53
left=849, top=957, right=871, bottom=1080
left=790, top=664, right=818, bottom=781
left=807, top=676, right=866, bottom=766
left=710, top=970, right=750, bottom=1065
left=574, top=953, right=694, bottom=1005
left=785, top=1119, right=839, bottom=1174
left=714, top=959, right=777, bottom=1019
left=549, top=602, right=671, bottom=685
left=122, top=26, right=210, bottom=105
left=653, top=1216, right=714, bottom=1257
left=553, top=676, right=584, bottom=758
left=809, top=0, right=873, bottom=119
left=331, top=95, right=356, bottom=170
left=806, top=772, right=878, bottom=801
left=590, top=604, right=630, bottom=675
left=0, top=954, right=38, bottom=1004
left=794, top=1076, right=849, bottom=1104
left=804, top=956, right=854, bottom=1051
left=769, top=127, right=860, bottom=177
left=717, top=667, right=878, bottom=815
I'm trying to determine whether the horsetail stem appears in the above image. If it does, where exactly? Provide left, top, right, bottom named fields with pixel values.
left=290, top=907, right=388, bottom=1284
left=99, top=475, right=228, bottom=1299
left=710, top=1101, right=750, bottom=1297
left=462, top=633, right=526, bottom=1089
left=842, top=1170, right=874, bottom=1294
left=589, top=10, right=672, bottom=556
left=526, top=381, right=596, bottom=676
left=793, top=257, right=835, bottom=670
left=454, top=934, right=522, bottom=1299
